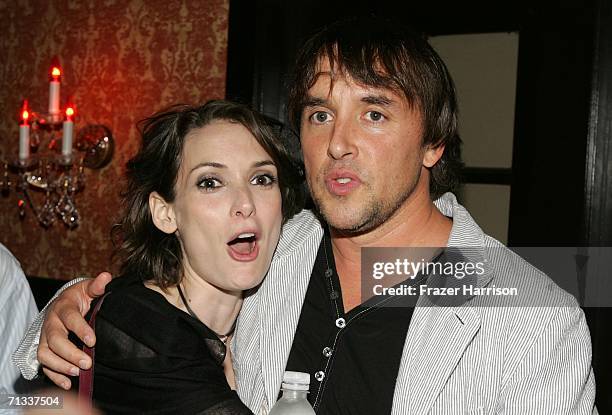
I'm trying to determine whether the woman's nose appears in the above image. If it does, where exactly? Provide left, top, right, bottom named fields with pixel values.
left=230, top=187, right=255, bottom=218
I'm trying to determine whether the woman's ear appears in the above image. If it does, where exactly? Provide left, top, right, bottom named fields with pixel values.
left=149, top=192, right=177, bottom=234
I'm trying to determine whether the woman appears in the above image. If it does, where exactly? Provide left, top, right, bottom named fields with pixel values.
left=85, top=100, right=304, bottom=414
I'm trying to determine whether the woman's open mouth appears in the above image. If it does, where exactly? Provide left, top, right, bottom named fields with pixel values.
left=227, top=232, right=259, bottom=261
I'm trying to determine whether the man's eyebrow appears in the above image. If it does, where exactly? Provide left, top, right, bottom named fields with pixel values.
left=361, top=94, right=395, bottom=106
left=302, top=96, right=327, bottom=108
left=301, top=93, right=397, bottom=108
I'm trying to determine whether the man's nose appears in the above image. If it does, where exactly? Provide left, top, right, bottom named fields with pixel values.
left=327, top=117, right=358, bottom=160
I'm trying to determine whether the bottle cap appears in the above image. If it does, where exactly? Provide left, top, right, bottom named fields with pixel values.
left=282, top=371, right=310, bottom=391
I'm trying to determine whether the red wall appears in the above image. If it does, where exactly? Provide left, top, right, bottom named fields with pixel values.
left=0, top=0, right=229, bottom=279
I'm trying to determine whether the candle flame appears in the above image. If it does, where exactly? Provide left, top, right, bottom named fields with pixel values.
left=20, top=100, right=30, bottom=124
left=66, top=107, right=75, bottom=117
left=49, top=56, right=62, bottom=80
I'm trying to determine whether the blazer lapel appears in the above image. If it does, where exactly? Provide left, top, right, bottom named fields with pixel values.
left=390, top=194, right=496, bottom=414
left=259, top=230, right=322, bottom=408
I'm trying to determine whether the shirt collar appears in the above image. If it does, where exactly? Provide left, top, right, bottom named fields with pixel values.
left=434, top=192, right=487, bottom=248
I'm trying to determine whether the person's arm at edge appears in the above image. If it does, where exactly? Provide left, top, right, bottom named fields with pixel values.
left=11, top=272, right=112, bottom=390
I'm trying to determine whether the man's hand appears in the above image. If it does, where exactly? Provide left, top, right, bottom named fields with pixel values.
left=37, top=272, right=112, bottom=389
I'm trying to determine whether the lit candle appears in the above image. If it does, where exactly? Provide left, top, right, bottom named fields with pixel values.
left=48, top=57, right=61, bottom=121
left=19, top=100, right=30, bottom=161
left=62, top=104, right=75, bottom=157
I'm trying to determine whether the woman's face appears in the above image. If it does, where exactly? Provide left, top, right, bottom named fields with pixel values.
left=157, top=120, right=283, bottom=294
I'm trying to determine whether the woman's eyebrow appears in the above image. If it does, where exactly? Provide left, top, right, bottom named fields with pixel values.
left=252, top=160, right=275, bottom=168
left=189, top=160, right=275, bottom=175
left=189, top=162, right=225, bottom=174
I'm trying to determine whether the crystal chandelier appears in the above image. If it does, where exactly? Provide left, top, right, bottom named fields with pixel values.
left=0, top=58, right=114, bottom=229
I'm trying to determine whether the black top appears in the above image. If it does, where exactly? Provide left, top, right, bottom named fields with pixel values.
left=285, top=233, right=417, bottom=415
left=88, top=274, right=252, bottom=415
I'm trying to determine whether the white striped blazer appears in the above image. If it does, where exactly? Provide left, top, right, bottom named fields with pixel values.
left=232, top=193, right=598, bottom=414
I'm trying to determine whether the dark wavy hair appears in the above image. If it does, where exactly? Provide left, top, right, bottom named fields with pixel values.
left=288, top=16, right=463, bottom=199
left=113, top=100, right=305, bottom=288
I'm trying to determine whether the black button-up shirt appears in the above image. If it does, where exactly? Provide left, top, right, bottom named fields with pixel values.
left=285, top=233, right=417, bottom=414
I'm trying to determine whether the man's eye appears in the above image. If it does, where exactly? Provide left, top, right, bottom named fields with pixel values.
left=365, top=111, right=385, bottom=122
left=198, top=177, right=222, bottom=190
left=310, top=111, right=332, bottom=124
left=251, top=174, right=277, bottom=186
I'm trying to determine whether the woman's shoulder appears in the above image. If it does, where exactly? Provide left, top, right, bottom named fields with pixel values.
left=94, top=277, right=187, bottom=339
left=99, top=275, right=164, bottom=314
left=94, top=276, right=217, bottom=358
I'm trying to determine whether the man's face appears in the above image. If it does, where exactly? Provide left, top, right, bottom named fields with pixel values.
left=299, top=59, right=442, bottom=233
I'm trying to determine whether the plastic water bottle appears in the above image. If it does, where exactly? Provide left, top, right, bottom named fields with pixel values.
left=269, top=371, right=316, bottom=414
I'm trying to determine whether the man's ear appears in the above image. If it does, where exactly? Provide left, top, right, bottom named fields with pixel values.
left=423, top=144, right=445, bottom=168
left=149, top=192, right=177, bottom=234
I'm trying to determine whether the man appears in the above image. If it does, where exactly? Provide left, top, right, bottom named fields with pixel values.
left=14, top=17, right=596, bottom=414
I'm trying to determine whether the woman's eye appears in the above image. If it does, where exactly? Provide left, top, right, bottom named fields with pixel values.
left=198, top=177, right=222, bottom=190
left=251, top=174, right=276, bottom=186
left=310, top=111, right=332, bottom=124
left=365, top=111, right=385, bottom=122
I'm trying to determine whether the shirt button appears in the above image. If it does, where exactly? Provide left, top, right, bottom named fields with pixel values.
left=335, top=318, right=346, bottom=328
left=322, top=347, right=333, bottom=358
left=314, top=371, right=325, bottom=382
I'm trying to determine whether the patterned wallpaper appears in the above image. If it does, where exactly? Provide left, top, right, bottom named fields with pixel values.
left=0, top=0, right=228, bottom=279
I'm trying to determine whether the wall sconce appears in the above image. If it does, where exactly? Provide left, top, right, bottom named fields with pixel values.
left=0, top=58, right=114, bottom=229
